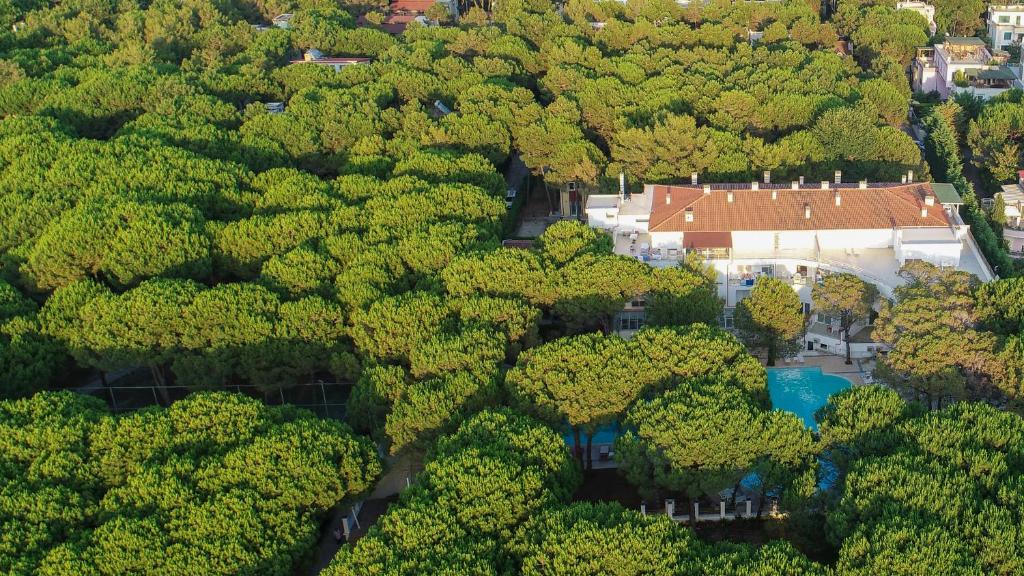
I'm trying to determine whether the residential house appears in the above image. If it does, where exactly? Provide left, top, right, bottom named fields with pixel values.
left=988, top=4, right=1024, bottom=50
left=272, top=13, right=293, bottom=29
left=362, top=0, right=458, bottom=34
left=585, top=174, right=997, bottom=356
left=897, top=1, right=937, bottom=35
left=912, top=37, right=1019, bottom=99
left=997, top=170, right=1024, bottom=255
left=289, top=49, right=372, bottom=72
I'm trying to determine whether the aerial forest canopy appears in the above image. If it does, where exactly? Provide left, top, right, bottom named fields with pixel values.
left=0, top=0, right=1022, bottom=574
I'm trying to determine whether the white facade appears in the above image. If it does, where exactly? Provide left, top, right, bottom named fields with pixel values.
left=998, top=179, right=1024, bottom=255
left=593, top=180, right=998, bottom=358
left=988, top=5, right=1024, bottom=50
left=912, top=38, right=1019, bottom=99
left=897, top=1, right=937, bottom=35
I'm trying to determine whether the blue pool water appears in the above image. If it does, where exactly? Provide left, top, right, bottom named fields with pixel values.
left=562, top=367, right=851, bottom=450
left=767, top=367, right=852, bottom=431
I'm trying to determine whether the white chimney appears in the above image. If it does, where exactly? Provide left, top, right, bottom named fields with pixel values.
left=751, top=181, right=759, bottom=191
left=859, top=179, right=868, bottom=189
left=835, top=190, right=841, bottom=206
left=619, top=172, right=626, bottom=197
left=804, top=203, right=811, bottom=220
left=908, top=170, right=914, bottom=183
left=925, top=194, right=935, bottom=206
left=901, top=175, right=907, bottom=184
left=703, top=184, right=711, bottom=195
left=771, top=189, right=778, bottom=200
left=665, top=191, right=671, bottom=205
left=763, top=171, right=771, bottom=184
left=727, top=191, right=734, bottom=203
left=685, top=207, right=694, bottom=222
left=921, top=206, right=928, bottom=217
left=799, top=176, right=805, bottom=185
left=791, top=181, right=799, bottom=190
left=821, top=180, right=829, bottom=190
left=834, top=170, right=842, bottom=184
left=691, top=172, right=698, bottom=185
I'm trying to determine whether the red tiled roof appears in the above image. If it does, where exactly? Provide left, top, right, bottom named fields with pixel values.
left=683, top=231, right=732, bottom=249
left=356, top=13, right=418, bottom=34
left=391, top=0, right=434, bottom=12
left=647, top=183, right=951, bottom=232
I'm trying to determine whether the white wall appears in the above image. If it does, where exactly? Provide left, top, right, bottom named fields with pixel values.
left=650, top=231, right=682, bottom=250
left=1005, top=228, right=1024, bottom=254
left=817, top=228, right=893, bottom=249
left=585, top=208, right=618, bottom=230
left=897, top=242, right=963, bottom=267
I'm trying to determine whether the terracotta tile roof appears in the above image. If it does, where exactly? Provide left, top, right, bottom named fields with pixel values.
left=683, top=231, right=732, bottom=248
left=647, top=183, right=951, bottom=233
left=391, top=0, right=434, bottom=12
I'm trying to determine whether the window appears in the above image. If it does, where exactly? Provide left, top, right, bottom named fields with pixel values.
left=801, top=302, right=811, bottom=315
left=619, top=312, right=644, bottom=332
left=999, top=15, right=1010, bottom=23
left=629, top=297, right=646, bottom=308
left=1017, top=15, right=1021, bottom=24
left=721, top=309, right=735, bottom=329
left=1005, top=31, right=1013, bottom=40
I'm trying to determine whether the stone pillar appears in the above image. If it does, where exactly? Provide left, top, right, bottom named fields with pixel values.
left=745, top=500, right=752, bottom=518
left=665, top=499, right=675, bottom=517
left=720, top=501, right=726, bottom=519
left=640, top=502, right=646, bottom=516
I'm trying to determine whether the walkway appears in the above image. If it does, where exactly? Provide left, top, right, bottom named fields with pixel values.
left=306, top=452, right=422, bottom=575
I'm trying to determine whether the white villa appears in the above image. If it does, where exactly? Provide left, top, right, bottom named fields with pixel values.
left=988, top=4, right=1024, bottom=50
left=997, top=170, right=1024, bottom=256
left=585, top=174, right=996, bottom=358
left=897, top=1, right=937, bottom=35
left=912, top=37, right=1019, bottom=100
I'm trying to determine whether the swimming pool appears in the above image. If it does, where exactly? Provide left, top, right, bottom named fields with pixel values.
left=561, top=367, right=851, bottom=445
left=768, top=367, right=852, bottom=431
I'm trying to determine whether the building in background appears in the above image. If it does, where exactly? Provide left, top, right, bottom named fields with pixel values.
left=289, top=49, right=372, bottom=72
left=912, top=37, right=1019, bottom=99
left=988, top=5, right=1024, bottom=50
left=585, top=175, right=997, bottom=355
left=897, top=1, right=937, bottom=35
left=998, top=171, right=1024, bottom=256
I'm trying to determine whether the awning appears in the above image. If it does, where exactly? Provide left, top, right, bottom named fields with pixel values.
left=683, top=231, right=732, bottom=249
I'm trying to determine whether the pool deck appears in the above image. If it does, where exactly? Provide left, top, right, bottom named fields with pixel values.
left=762, top=353, right=872, bottom=385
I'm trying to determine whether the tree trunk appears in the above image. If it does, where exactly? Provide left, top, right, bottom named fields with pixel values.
left=573, top=427, right=583, bottom=466
left=843, top=325, right=853, bottom=365
left=585, top=431, right=593, bottom=471
left=729, top=479, right=742, bottom=511
left=99, top=371, right=108, bottom=387
left=767, top=338, right=776, bottom=366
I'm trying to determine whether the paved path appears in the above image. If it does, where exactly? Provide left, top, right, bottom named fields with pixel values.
left=305, top=454, right=422, bottom=575
left=503, top=152, right=529, bottom=192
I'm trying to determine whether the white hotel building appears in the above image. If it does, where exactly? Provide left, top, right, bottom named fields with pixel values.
left=585, top=176, right=996, bottom=357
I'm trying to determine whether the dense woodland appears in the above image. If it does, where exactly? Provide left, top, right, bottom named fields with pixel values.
left=1, top=0, right=1023, bottom=573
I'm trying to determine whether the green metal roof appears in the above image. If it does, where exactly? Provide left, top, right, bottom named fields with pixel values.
left=945, top=37, right=986, bottom=46
left=931, top=183, right=963, bottom=204
left=978, top=67, right=1017, bottom=80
